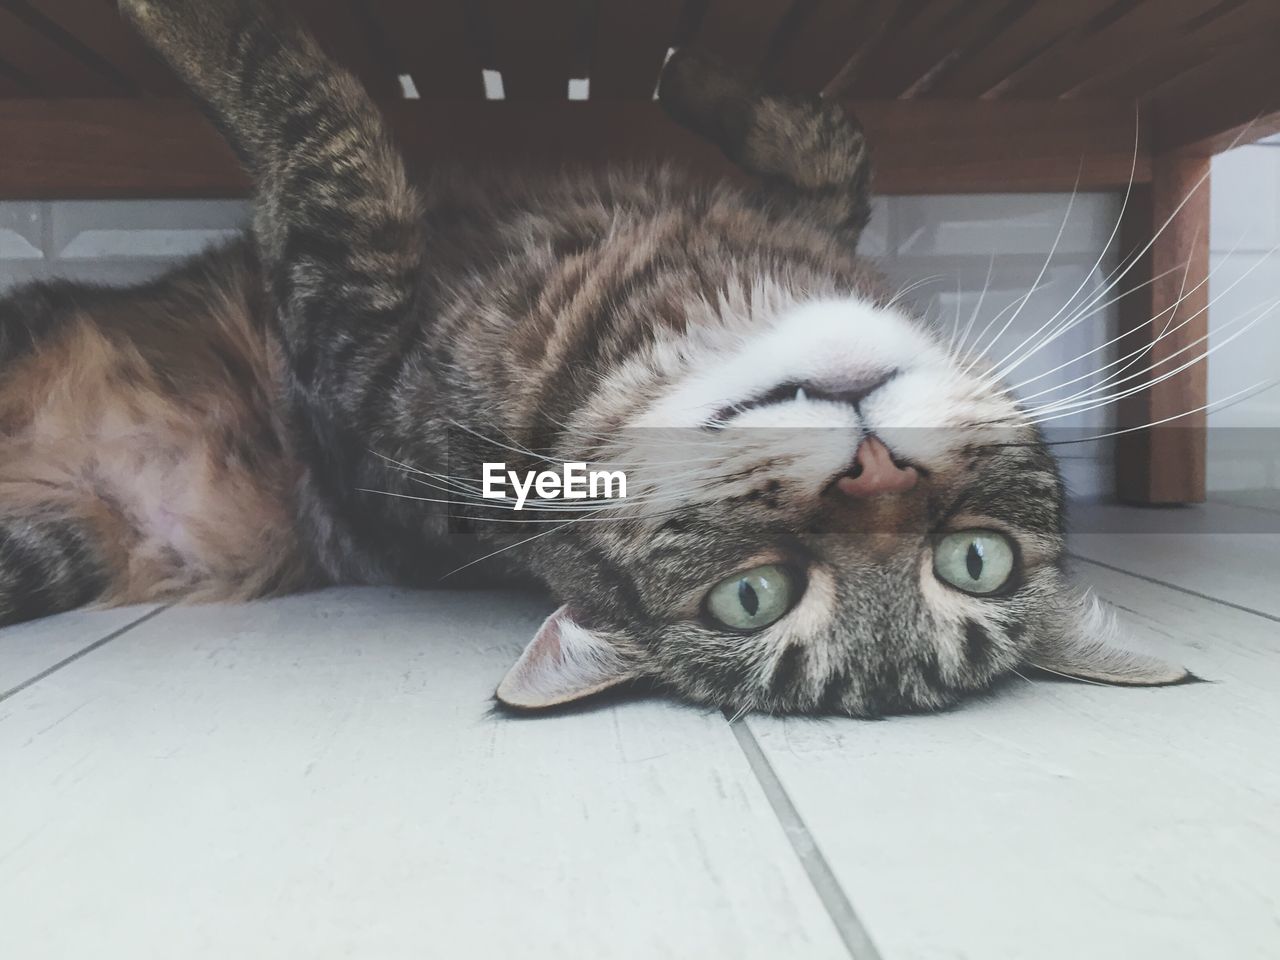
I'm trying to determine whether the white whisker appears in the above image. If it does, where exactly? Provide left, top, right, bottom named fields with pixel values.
left=1006, top=230, right=1267, bottom=402
left=986, top=123, right=1142, bottom=378
left=959, top=168, right=1082, bottom=377
left=1030, top=379, right=1279, bottom=446
left=1029, top=296, right=1280, bottom=421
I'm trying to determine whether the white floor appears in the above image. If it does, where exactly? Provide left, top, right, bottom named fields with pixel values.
left=2, top=497, right=1278, bottom=959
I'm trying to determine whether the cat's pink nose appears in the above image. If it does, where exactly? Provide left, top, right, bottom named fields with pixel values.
left=836, top=436, right=919, bottom=499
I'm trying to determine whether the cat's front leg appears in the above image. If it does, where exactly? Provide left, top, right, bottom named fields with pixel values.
left=120, top=0, right=425, bottom=421
left=121, top=0, right=440, bottom=584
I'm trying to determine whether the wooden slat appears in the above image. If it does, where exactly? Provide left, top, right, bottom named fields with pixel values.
left=480, top=0, right=591, bottom=99
left=927, top=0, right=1117, bottom=97
left=590, top=0, right=687, bottom=99
left=767, top=0, right=892, bottom=95
left=1114, top=153, right=1209, bottom=505
left=853, top=98, right=1152, bottom=192
left=691, top=0, right=797, bottom=73
left=0, top=98, right=1151, bottom=199
left=1066, top=0, right=1280, bottom=100
left=365, top=0, right=485, bottom=100
left=0, top=605, right=161, bottom=693
left=824, top=0, right=931, bottom=98
left=746, top=561, right=1280, bottom=957
left=1149, top=35, right=1280, bottom=154
left=0, top=5, right=129, bottom=97
left=0, top=65, right=32, bottom=98
left=995, top=0, right=1223, bottom=99
left=0, top=590, right=851, bottom=959
left=11, top=0, right=182, bottom=97
left=845, top=0, right=1025, bottom=99
left=1076, top=40, right=1245, bottom=106
left=293, top=0, right=400, bottom=101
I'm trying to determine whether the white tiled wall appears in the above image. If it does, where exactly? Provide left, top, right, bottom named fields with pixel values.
left=3, top=154, right=1278, bottom=495
left=0, top=200, right=249, bottom=289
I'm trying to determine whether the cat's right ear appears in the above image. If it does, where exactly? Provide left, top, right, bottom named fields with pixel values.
left=1025, top=588, right=1196, bottom=686
left=496, top=606, right=636, bottom=710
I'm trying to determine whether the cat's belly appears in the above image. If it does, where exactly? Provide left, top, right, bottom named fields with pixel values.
left=0, top=309, right=311, bottom=606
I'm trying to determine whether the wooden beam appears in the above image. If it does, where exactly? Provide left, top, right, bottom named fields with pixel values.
left=0, top=98, right=1150, bottom=200
left=856, top=99, right=1150, bottom=193
left=1114, top=153, right=1210, bottom=505
left=1163, top=108, right=1280, bottom=159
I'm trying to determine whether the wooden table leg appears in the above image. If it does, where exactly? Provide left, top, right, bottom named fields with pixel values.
left=1114, top=152, right=1210, bottom=505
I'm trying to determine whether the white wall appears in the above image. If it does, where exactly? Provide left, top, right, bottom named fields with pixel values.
left=1208, top=137, right=1280, bottom=490
left=869, top=192, right=1122, bottom=498
left=2, top=157, right=1277, bottom=496
left=0, top=200, right=246, bottom=288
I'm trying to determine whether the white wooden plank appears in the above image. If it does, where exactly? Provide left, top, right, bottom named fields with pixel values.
left=0, top=604, right=161, bottom=694
left=745, top=559, right=1280, bottom=960
left=1212, top=488, right=1280, bottom=514
left=1070, top=499, right=1280, bottom=617
left=0, top=588, right=847, bottom=960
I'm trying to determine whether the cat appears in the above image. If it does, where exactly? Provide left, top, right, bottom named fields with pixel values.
left=0, top=0, right=1190, bottom=716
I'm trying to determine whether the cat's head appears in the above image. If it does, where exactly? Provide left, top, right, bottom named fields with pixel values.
left=496, top=281, right=1191, bottom=716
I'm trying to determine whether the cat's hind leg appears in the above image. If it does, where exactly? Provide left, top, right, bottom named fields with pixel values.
left=0, top=283, right=81, bottom=373
left=1, top=290, right=109, bottom=628
left=119, top=0, right=433, bottom=582
left=658, top=48, right=873, bottom=251
left=0, top=509, right=107, bottom=628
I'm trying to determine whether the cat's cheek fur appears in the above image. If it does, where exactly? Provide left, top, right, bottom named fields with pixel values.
left=634, top=297, right=948, bottom=430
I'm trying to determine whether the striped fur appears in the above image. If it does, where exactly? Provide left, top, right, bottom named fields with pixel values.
left=0, top=0, right=1188, bottom=716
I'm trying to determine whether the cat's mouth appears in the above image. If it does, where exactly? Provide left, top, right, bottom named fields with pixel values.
left=705, top=371, right=899, bottom=430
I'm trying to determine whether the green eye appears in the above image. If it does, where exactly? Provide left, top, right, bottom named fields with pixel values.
left=705, top=564, right=799, bottom=631
left=934, top=530, right=1017, bottom=595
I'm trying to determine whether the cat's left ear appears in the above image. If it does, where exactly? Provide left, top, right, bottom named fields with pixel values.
left=1025, top=589, right=1195, bottom=685
left=497, top=606, right=637, bottom=709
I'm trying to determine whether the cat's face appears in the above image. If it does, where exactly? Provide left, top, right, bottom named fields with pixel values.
left=498, top=283, right=1190, bottom=715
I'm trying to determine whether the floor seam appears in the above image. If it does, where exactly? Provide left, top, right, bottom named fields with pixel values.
left=1206, top=496, right=1280, bottom=518
left=0, top=605, right=171, bottom=705
left=1068, top=554, right=1280, bottom=624
left=723, top=711, right=883, bottom=960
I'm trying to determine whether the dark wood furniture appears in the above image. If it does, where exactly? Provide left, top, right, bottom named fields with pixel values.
left=3, top=1, right=1279, bottom=503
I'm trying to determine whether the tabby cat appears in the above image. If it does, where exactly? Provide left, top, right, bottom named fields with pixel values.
left=0, top=0, right=1189, bottom=715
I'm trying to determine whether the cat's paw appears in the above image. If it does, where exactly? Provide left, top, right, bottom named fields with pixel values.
left=658, top=48, right=758, bottom=160
left=119, top=0, right=218, bottom=33
left=660, top=48, right=865, bottom=188
left=120, top=0, right=300, bottom=94
left=120, top=0, right=277, bottom=53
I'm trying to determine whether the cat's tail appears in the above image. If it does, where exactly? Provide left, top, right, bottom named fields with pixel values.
left=658, top=48, right=872, bottom=252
